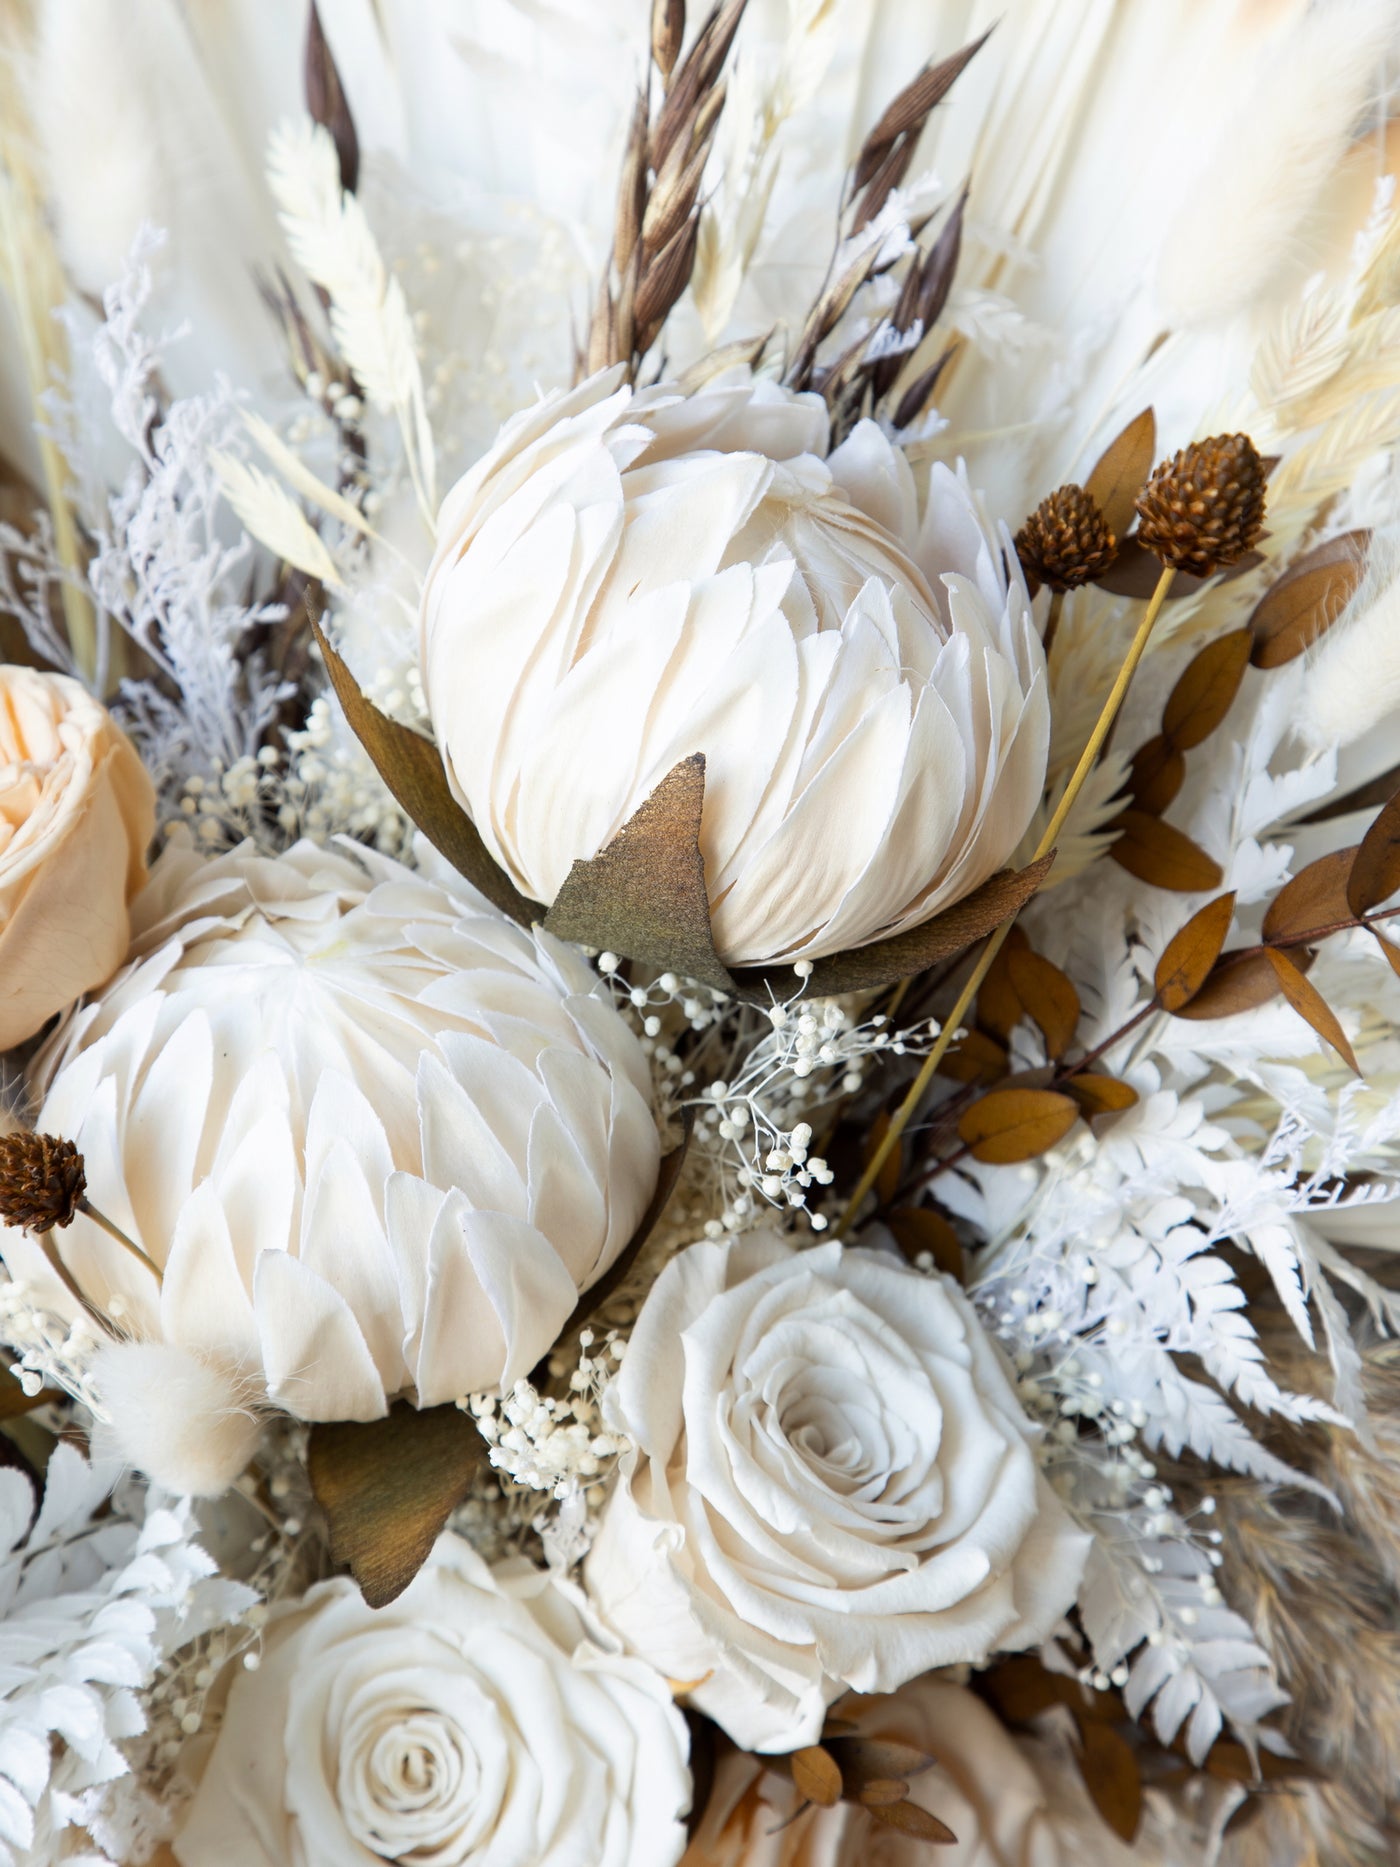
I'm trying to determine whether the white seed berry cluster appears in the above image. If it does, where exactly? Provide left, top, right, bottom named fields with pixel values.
left=0, top=1280, right=105, bottom=1416
left=463, top=1331, right=630, bottom=1503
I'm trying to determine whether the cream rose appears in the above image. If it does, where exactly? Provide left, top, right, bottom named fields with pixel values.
left=586, top=1233, right=1088, bottom=1751
left=683, top=1682, right=1138, bottom=1867
left=0, top=664, right=155, bottom=1050
left=176, top=1535, right=692, bottom=1867
left=419, top=368, right=1047, bottom=966
left=0, top=836, right=660, bottom=1495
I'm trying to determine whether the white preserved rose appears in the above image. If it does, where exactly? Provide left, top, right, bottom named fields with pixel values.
left=0, top=837, right=660, bottom=1494
left=419, top=368, right=1047, bottom=966
left=586, top=1232, right=1088, bottom=1751
left=175, top=1535, right=692, bottom=1867
left=682, top=1681, right=1139, bottom=1867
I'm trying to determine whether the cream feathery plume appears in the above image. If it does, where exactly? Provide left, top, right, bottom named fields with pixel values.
left=1297, top=541, right=1400, bottom=752
left=1155, top=0, right=1399, bottom=328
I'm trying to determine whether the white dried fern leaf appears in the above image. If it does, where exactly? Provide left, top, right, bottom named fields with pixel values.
left=214, top=453, right=343, bottom=588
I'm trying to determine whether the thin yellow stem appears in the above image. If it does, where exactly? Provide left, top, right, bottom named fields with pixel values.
left=834, top=563, right=1177, bottom=1236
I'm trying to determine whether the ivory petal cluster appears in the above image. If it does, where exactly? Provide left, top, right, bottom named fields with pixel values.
left=0, top=836, right=659, bottom=1493
left=176, top=1537, right=692, bottom=1867
left=419, top=369, right=1048, bottom=966
left=682, top=1680, right=1138, bottom=1867
left=0, top=665, right=155, bottom=1050
left=586, top=1232, right=1088, bottom=1752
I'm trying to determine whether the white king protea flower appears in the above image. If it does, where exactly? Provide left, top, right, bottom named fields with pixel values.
left=0, top=837, right=660, bottom=1496
left=419, top=368, right=1048, bottom=967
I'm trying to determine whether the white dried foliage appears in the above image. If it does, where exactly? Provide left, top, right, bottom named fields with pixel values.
left=212, top=452, right=344, bottom=589
left=0, top=1446, right=253, bottom=1866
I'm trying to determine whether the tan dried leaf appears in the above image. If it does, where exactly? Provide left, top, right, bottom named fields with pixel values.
left=1006, top=948, right=1080, bottom=1059
left=1265, top=947, right=1361, bottom=1074
left=976, top=924, right=1031, bottom=1041
left=936, top=1027, right=1008, bottom=1086
left=792, top=1745, right=843, bottom=1808
left=1097, top=536, right=1264, bottom=601
left=1160, top=628, right=1252, bottom=750
left=1064, top=1073, right=1140, bottom=1116
left=1077, top=1722, right=1143, bottom=1845
left=739, top=855, right=1055, bottom=1001
left=1128, top=735, right=1186, bottom=815
left=957, top=1087, right=1080, bottom=1164
left=864, top=1112, right=903, bottom=1206
left=887, top=1206, right=964, bottom=1279
left=308, top=1403, right=489, bottom=1609
left=825, top=1736, right=936, bottom=1786
left=1262, top=848, right=1357, bottom=943
left=1111, top=811, right=1224, bottom=892
left=544, top=755, right=735, bottom=994
left=313, top=620, right=541, bottom=926
left=1347, top=787, right=1400, bottom=917
left=1170, top=948, right=1297, bottom=1021
left=868, top=1800, right=957, bottom=1844
left=1084, top=408, right=1155, bottom=541
left=1248, top=530, right=1368, bottom=669
left=858, top=1779, right=911, bottom=1807
left=1371, top=927, right=1400, bottom=978
left=1155, top=892, right=1237, bottom=1011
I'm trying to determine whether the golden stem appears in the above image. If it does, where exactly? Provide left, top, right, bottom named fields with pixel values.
left=77, top=1198, right=164, bottom=1287
left=834, top=563, right=1177, bottom=1236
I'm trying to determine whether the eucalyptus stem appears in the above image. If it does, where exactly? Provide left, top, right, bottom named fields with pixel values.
left=835, top=563, right=1177, bottom=1236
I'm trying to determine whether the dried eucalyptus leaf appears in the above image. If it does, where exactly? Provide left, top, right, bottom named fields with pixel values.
left=1128, top=735, right=1186, bottom=814
left=1161, top=628, right=1251, bottom=750
left=1005, top=948, right=1080, bottom=1060
left=887, top=1207, right=964, bottom=1278
left=1248, top=530, right=1367, bottom=669
left=1155, top=893, right=1237, bottom=1011
left=1266, top=948, right=1361, bottom=1074
left=1084, top=408, right=1155, bottom=540
left=312, top=620, right=542, bottom=926
left=1171, top=947, right=1295, bottom=1021
left=738, top=855, right=1055, bottom=1002
left=957, top=1087, right=1079, bottom=1163
left=1263, top=849, right=1356, bottom=943
left=1348, top=787, right=1400, bottom=917
left=543, top=755, right=735, bottom=993
left=791, top=1745, right=843, bottom=1808
left=1063, top=1073, right=1139, bottom=1116
left=308, top=1402, right=489, bottom=1609
left=1110, top=811, right=1223, bottom=892
left=1077, top=1722, right=1142, bottom=1844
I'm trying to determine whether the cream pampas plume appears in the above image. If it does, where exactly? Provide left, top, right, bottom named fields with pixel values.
left=1155, top=0, right=1399, bottom=328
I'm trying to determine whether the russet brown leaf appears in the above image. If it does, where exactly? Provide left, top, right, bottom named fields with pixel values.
left=1160, top=629, right=1252, bottom=750
left=858, top=1779, right=911, bottom=1808
left=308, top=1402, right=489, bottom=1610
left=887, top=1206, right=965, bottom=1279
left=791, top=1745, right=843, bottom=1808
left=1262, top=849, right=1357, bottom=943
left=1111, top=811, right=1224, bottom=892
left=936, top=1028, right=1008, bottom=1085
left=824, top=1737, right=937, bottom=1787
left=1371, top=927, right=1400, bottom=979
left=1084, top=408, right=1155, bottom=541
left=1265, top=948, right=1361, bottom=1075
left=1097, top=536, right=1264, bottom=600
left=869, top=1801, right=958, bottom=1844
left=1248, top=530, right=1367, bottom=669
left=1077, top=1722, right=1143, bottom=1844
left=977, top=924, right=1031, bottom=1040
left=740, top=854, right=1056, bottom=1002
left=313, top=620, right=543, bottom=927
left=1171, top=947, right=1305, bottom=1020
left=957, top=1087, right=1079, bottom=1163
left=1347, top=787, right=1400, bottom=918
left=1064, top=1073, right=1140, bottom=1116
left=1155, top=893, right=1237, bottom=1011
left=1128, top=735, right=1186, bottom=815
left=544, top=755, right=735, bottom=993
left=1006, top=948, right=1080, bottom=1059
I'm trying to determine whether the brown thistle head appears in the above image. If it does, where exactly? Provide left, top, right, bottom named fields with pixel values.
left=1134, top=433, right=1267, bottom=579
left=1015, top=484, right=1118, bottom=592
left=0, top=1133, right=86, bottom=1234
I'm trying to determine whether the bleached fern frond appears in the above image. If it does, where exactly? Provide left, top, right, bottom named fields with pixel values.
left=266, top=119, right=436, bottom=519
left=214, top=454, right=343, bottom=589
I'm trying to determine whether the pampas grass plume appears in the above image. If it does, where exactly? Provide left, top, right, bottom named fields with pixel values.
left=1156, top=0, right=1398, bottom=328
left=1299, top=537, right=1400, bottom=752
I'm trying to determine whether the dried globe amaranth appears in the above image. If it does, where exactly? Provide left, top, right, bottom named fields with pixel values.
left=1015, top=484, right=1118, bottom=592
left=0, top=1133, right=86, bottom=1234
left=1134, top=433, right=1266, bottom=579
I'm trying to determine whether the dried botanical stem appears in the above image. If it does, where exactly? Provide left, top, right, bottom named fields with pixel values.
left=78, top=1199, right=164, bottom=1287
left=835, top=564, right=1177, bottom=1235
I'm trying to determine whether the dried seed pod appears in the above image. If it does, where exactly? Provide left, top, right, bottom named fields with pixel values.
left=1134, top=433, right=1267, bottom=579
left=0, top=1133, right=86, bottom=1234
left=1015, top=484, right=1118, bottom=591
